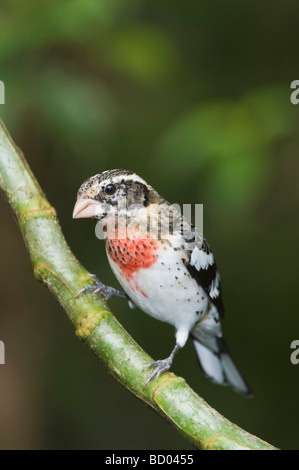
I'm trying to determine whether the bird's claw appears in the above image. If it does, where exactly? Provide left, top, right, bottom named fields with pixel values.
left=75, top=274, right=128, bottom=301
left=143, top=358, right=172, bottom=387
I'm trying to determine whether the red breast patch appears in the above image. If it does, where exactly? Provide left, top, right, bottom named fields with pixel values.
left=106, top=237, right=159, bottom=283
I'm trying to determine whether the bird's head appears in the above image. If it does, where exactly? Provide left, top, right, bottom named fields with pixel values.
left=73, top=169, right=164, bottom=225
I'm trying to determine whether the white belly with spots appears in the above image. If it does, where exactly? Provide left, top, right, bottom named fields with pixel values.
left=106, top=246, right=210, bottom=345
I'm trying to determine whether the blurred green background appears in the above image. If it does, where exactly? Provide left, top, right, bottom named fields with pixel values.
left=0, top=0, right=299, bottom=450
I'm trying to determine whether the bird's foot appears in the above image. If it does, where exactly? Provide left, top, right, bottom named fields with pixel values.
left=143, top=357, right=173, bottom=387
left=76, top=273, right=130, bottom=302
left=143, top=344, right=180, bottom=387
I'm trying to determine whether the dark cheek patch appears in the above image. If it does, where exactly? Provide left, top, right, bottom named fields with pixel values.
left=106, top=238, right=159, bottom=282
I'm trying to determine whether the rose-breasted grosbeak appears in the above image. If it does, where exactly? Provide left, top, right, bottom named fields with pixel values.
left=73, top=169, right=252, bottom=396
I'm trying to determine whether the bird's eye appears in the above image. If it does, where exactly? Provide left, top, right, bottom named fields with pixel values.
left=105, top=183, right=117, bottom=195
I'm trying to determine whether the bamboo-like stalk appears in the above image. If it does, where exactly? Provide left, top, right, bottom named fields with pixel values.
left=0, top=119, right=277, bottom=450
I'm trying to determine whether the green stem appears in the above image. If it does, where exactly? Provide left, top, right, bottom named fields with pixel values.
left=0, top=119, right=277, bottom=450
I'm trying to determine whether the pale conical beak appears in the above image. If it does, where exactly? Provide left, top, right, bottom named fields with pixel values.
left=73, top=195, right=104, bottom=219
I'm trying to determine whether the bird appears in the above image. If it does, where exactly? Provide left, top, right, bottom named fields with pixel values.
left=72, top=169, right=252, bottom=396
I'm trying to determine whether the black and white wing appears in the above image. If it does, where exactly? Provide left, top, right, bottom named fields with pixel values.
left=183, top=230, right=224, bottom=317
left=183, top=229, right=252, bottom=396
